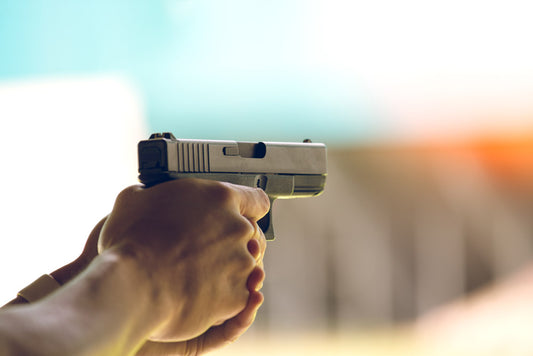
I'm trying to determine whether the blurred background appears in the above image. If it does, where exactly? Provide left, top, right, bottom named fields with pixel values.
left=1, top=0, right=533, bottom=354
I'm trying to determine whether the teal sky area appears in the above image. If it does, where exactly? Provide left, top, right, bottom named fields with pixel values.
left=0, top=1, right=379, bottom=145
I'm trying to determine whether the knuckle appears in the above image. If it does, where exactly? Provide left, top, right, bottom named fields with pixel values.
left=229, top=244, right=256, bottom=272
left=115, top=185, right=139, bottom=204
left=238, top=252, right=256, bottom=272
left=207, top=182, right=235, bottom=206
left=225, top=217, right=254, bottom=238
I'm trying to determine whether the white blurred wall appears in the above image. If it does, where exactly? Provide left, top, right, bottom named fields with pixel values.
left=0, top=75, right=147, bottom=304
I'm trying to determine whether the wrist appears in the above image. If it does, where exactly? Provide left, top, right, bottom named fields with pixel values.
left=93, top=249, right=172, bottom=326
left=107, top=243, right=198, bottom=342
left=51, top=250, right=173, bottom=354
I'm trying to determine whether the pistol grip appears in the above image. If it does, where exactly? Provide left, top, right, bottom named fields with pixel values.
left=258, top=198, right=275, bottom=241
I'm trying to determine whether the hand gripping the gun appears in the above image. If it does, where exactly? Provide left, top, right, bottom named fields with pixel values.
left=138, top=132, right=327, bottom=240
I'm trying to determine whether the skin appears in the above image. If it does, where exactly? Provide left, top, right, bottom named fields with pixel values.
left=0, top=178, right=269, bottom=355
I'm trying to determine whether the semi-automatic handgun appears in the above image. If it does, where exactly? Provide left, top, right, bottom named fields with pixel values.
left=138, top=132, right=327, bottom=240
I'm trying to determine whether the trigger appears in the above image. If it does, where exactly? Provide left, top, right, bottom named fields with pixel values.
left=258, top=208, right=275, bottom=241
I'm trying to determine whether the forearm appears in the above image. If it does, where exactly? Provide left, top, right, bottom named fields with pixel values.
left=0, top=250, right=169, bottom=356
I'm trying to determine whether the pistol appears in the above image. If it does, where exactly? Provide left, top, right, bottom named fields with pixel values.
left=138, top=132, right=327, bottom=240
